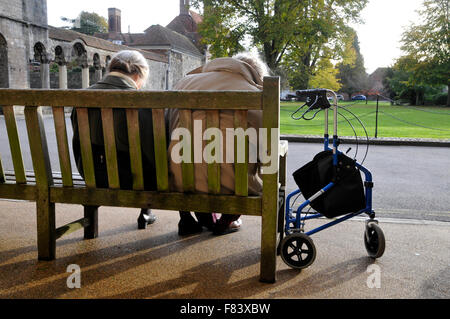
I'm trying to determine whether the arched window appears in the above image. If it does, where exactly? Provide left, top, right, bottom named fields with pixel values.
left=0, top=33, right=8, bottom=88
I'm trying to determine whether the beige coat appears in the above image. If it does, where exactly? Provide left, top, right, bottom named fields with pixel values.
left=168, top=57, right=264, bottom=195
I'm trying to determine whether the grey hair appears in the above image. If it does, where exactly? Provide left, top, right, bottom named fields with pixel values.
left=233, top=51, right=270, bottom=82
left=108, top=50, right=149, bottom=82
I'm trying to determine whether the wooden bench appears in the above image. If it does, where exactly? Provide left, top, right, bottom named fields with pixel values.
left=0, top=76, right=287, bottom=283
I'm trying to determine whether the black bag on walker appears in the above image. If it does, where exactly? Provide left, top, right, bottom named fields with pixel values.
left=293, top=150, right=366, bottom=218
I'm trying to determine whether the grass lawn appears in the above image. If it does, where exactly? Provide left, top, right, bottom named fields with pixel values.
left=280, top=101, right=450, bottom=139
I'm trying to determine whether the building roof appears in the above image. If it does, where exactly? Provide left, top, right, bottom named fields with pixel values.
left=49, top=26, right=168, bottom=63
left=140, top=24, right=202, bottom=57
left=166, top=10, right=204, bottom=53
left=94, top=25, right=202, bottom=57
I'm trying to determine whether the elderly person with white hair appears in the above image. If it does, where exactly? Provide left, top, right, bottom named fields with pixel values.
left=71, top=50, right=158, bottom=230
left=167, top=52, right=270, bottom=236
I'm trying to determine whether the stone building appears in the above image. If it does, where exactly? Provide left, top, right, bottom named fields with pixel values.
left=0, top=0, right=49, bottom=89
left=0, top=0, right=205, bottom=93
left=94, top=0, right=205, bottom=89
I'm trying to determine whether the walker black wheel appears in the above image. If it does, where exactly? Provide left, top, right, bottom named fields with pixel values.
left=280, top=233, right=316, bottom=269
left=364, top=222, right=385, bottom=259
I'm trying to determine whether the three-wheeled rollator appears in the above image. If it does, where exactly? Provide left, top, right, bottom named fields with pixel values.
left=279, top=89, right=385, bottom=270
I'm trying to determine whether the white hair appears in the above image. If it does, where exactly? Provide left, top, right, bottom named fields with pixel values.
left=108, top=50, right=149, bottom=82
left=233, top=51, right=270, bottom=82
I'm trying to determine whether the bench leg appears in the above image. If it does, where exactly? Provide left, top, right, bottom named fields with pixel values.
left=84, top=206, right=98, bottom=239
left=277, top=154, right=287, bottom=255
left=260, top=203, right=278, bottom=283
left=36, top=199, right=56, bottom=261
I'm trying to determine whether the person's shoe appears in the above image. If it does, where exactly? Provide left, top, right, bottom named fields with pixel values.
left=212, top=218, right=242, bottom=236
left=195, top=212, right=217, bottom=231
left=230, top=218, right=242, bottom=230
left=137, top=209, right=157, bottom=230
left=178, top=216, right=203, bottom=236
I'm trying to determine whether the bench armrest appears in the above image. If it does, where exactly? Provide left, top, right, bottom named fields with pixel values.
left=279, top=140, right=288, bottom=157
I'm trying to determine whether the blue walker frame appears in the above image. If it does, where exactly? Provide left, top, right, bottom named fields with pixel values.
left=284, top=90, right=376, bottom=238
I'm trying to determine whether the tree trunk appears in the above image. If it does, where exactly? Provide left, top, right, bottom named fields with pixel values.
left=447, top=84, right=450, bottom=107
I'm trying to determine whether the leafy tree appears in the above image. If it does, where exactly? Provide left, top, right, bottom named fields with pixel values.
left=336, top=31, right=368, bottom=99
left=61, top=11, right=108, bottom=36
left=309, top=56, right=342, bottom=92
left=191, top=0, right=368, bottom=89
left=400, top=0, right=450, bottom=106
left=385, top=56, right=444, bottom=105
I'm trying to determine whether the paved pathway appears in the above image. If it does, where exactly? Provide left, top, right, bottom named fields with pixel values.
left=1, top=115, right=449, bottom=222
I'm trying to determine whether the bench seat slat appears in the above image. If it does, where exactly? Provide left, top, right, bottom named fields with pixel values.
left=76, top=108, right=96, bottom=188
left=49, top=186, right=262, bottom=216
left=3, top=106, right=27, bottom=184
left=52, top=107, right=73, bottom=187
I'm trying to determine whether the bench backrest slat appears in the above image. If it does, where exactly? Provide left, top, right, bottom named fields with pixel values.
left=206, top=110, right=220, bottom=194
left=52, top=107, right=73, bottom=187
left=179, top=109, right=195, bottom=193
left=24, top=107, right=54, bottom=188
left=76, top=108, right=97, bottom=188
left=152, top=109, right=169, bottom=192
left=126, top=109, right=144, bottom=191
left=101, top=108, right=120, bottom=189
left=3, top=106, right=27, bottom=184
left=234, top=110, right=249, bottom=197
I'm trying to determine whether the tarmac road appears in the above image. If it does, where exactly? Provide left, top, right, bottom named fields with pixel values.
left=285, top=143, right=450, bottom=222
left=1, top=114, right=449, bottom=222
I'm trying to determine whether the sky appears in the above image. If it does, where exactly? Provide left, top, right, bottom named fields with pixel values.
left=47, top=0, right=424, bottom=74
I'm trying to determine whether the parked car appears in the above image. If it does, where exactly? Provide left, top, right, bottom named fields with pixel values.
left=280, top=91, right=297, bottom=101
left=352, top=95, right=367, bottom=101
left=327, top=94, right=345, bottom=102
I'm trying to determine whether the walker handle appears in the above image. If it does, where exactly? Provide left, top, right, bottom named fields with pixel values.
left=296, top=89, right=331, bottom=110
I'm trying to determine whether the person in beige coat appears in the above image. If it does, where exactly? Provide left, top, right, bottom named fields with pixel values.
left=167, top=53, right=269, bottom=235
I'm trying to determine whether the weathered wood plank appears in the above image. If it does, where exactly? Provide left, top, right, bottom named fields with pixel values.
left=0, top=153, right=4, bottom=183
left=2, top=170, right=85, bottom=185
left=24, top=107, right=54, bottom=187
left=50, top=187, right=262, bottom=216
left=0, top=89, right=262, bottom=110
left=84, top=206, right=98, bottom=239
left=152, top=109, right=169, bottom=192
left=52, top=107, right=73, bottom=187
left=234, top=110, right=248, bottom=196
left=2, top=106, right=27, bottom=184
left=0, top=183, right=37, bottom=200
left=55, top=217, right=91, bottom=240
left=24, top=106, right=56, bottom=261
left=126, top=109, right=144, bottom=191
left=206, top=110, right=220, bottom=194
left=179, top=110, right=195, bottom=193
left=76, top=108, right=96, bottom=188
left=101, top=108, right=120, bottom=189
left=260, top=76, right=280, bottom=283
left=277, top=150, right=288, bottom=254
